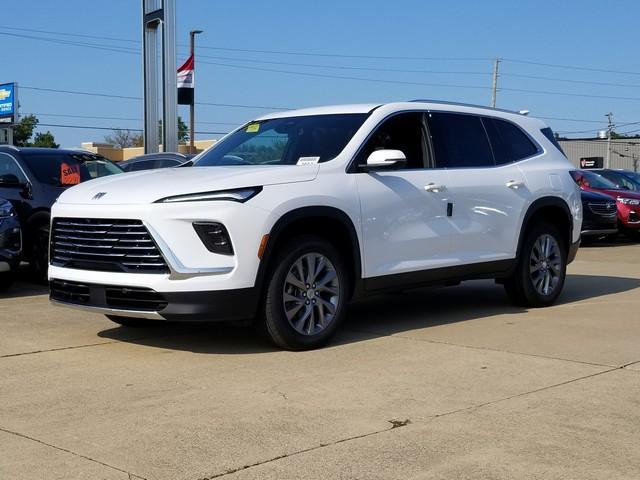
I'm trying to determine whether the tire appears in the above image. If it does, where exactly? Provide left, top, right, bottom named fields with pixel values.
left=504, top=222, right=567, bottom=308
left=29, top=224, right=50, bottom=283
left=262, top=235, right=349, bottom=350
left=0, top=273, right=12, bottom=291
left=105, top=315, right=158, bottom=328
left=623, top=228, right=640, bottom=241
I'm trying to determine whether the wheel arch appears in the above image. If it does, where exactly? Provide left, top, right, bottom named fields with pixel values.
left=256, top=206, right=363, bottom=300
left=516, top=196, right=573, bottom=258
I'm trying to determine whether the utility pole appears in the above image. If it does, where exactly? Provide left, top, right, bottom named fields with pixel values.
left=189, top=29, right=203, bottom=154
left=605, top=112, right=614, bottom=169
left=491, top=58, right=501, bottom=108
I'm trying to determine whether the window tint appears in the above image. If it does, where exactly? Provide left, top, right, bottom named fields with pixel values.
left=427, top=112, right=494, bottom=168
left=0, top=154, right=28, bottom=183
left=599, top=171, right=637, bottom=191
left=541, top=127, right=566, bottom=155
left=21, top=153, right=122, bottom=186
left=483, top=117, right=538, bottom=164
left=357, top=112, right=426, bottom=169
left=156, top=159, right=182, bottom=168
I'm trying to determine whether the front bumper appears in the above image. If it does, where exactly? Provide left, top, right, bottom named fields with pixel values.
left=0, top=216, right=22, bottom=272
left=567, top=239, right=580, bottom=264
left=50, top=279, right=260, bottom=322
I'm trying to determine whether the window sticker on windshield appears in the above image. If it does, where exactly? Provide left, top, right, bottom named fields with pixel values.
left=297, top=157, right=320, bottom=165
left=246, top=123, right=260, bottom=133
left=60, top=163, right=81, bottom=185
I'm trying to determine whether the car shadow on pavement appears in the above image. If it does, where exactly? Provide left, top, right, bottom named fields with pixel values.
left=0, top=267, right=48, bottom=300
left=96, top=273, right=640, bottom=355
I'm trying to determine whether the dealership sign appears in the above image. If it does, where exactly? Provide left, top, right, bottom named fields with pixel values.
left=0, top=83, right=17, bottom=124
left=580, top=156, right=603, bottom=169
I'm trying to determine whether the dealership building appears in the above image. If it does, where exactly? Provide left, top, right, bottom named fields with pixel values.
left=558, top=138, right=640, bottom=171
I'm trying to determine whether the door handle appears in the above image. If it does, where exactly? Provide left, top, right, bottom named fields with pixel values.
left=506, top=180, right=524, bottom=190
left=424, top=183, right=446, bottom=193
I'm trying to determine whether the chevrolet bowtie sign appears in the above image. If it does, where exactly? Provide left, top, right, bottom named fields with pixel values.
left=0, top=82, right=17, bottom=125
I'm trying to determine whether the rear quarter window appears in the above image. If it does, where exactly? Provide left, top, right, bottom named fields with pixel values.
left=483, top=117, right=538, bottom=165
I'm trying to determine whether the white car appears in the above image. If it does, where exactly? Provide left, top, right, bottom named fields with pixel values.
left=49, top=101, right=582, bottom=350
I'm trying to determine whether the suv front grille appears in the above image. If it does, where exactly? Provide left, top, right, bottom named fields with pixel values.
left=51, top=218, right=170, bottom=274
left=587, top=202, right=617, bottom=217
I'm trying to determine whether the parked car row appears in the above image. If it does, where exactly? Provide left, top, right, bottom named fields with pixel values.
left=0, top=147, right=193, bottom=290
left=572, top=169, right=640, bottom=240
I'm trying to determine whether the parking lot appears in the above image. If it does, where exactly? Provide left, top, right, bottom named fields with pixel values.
left=0, top=241, right=639, bottom=479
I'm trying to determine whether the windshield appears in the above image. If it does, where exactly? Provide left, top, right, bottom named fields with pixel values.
left=571, top=170, right=619, bottom=190
left=194, top=113, right=368, bottom=167
left=625, top=171, right=640, bottom=183
left=22, top=153, right=123, bottom=187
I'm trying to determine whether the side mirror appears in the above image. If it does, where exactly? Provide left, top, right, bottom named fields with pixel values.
left=0, top=174, right=25, bottom=188
left=360, top=149, right=407, bottom=171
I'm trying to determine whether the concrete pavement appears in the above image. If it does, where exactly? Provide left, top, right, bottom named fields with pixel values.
left=0, top=241, right=639, bottom=479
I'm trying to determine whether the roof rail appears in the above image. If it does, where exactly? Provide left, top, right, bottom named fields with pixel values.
left=0, top=144, right=20, bottom=151
left=408, top=99, right=520, bottom=115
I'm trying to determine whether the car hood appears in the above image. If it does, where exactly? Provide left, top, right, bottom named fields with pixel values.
left=585, top=186, right=640, bottom=200
left=56, top=164, right=319, bottom=205
left=580, top=190, right=615, bottom=202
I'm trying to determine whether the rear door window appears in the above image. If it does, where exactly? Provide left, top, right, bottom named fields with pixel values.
left=483, top=117, right=538, bottom=164
left=427, top=112, right=494, bottom=168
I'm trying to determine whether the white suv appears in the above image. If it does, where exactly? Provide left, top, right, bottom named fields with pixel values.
left=49, top=101, right=582, bottom=350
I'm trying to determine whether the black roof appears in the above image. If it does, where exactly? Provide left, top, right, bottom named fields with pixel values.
left=0, top=146, right=101, bottom=156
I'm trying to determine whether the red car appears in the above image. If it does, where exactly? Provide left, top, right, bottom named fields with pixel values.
left=571, top=170, right=640, bottom=239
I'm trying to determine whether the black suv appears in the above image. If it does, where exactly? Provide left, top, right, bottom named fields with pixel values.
left=0, top=146, right=123, bottom=278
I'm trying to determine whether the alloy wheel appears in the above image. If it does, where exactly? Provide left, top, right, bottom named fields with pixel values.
left=282, top=252, right=340, bottom=336
left=529, top=234, right=562, bottom=296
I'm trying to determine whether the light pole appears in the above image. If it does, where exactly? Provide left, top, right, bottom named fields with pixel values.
left=189, top=29, right=203, bottom=153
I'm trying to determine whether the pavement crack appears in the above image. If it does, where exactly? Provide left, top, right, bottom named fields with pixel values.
left=0, top=425, right=147, bottom=479
left=432, top=365, right=622, bottom=419
left=197, top=421, right=411, bottom=479
left=347, top=327, right=616, bottom=368
left=0, top=341, right=120, bottom=359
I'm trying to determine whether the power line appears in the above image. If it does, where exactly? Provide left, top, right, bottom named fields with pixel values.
left=198, top=60, right=493, bottom=90
left=24, top=112, right=240, bottom=126
left=502, top=58, right=640, bottom=76
left=21, top=86, right=290, bottom=110
left=503, top=73, right=640, bottom=89
left=0, top=25, right=139, bottom=43
left=37, top=122, right=229, bottom=135
left=0, top=31, right=139, bottom=55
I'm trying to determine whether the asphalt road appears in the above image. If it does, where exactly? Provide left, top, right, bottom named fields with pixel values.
left=1, top=241, right=639, bottom=479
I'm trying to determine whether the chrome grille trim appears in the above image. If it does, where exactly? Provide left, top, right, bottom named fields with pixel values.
left=50, top=218, right=170, bottom=273
left=587, top=202, right=617, bottom=217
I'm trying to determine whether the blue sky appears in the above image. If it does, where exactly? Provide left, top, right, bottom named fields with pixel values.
left=3, top=0, right=640, bottom=147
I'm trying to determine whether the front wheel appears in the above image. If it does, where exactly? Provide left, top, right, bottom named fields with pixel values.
left=262, top=235, right=348, bottom=350
left=504, top=223, right=567, bottom=307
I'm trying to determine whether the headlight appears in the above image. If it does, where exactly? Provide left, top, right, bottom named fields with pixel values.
left=155, top=186, right=262, bottom=204
left=616, top=197, right=640, bottom=206
left=0, top=200, right=15, bottom=218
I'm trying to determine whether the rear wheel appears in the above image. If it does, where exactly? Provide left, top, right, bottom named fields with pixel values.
left=262, top=235, right=348, bottom=350
left=504, top=223, right=567, bottom=307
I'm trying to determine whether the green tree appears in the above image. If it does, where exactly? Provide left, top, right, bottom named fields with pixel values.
left=158, top=116, right=189, bottom=144
left=31, top=131, right=60, bottom=148
left=12, top=115, right=59, bottom=148
left=13, top=114, right=39, bottom=146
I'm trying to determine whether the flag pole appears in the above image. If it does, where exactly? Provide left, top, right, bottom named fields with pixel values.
left=189, top=30, right=203, bottom=154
